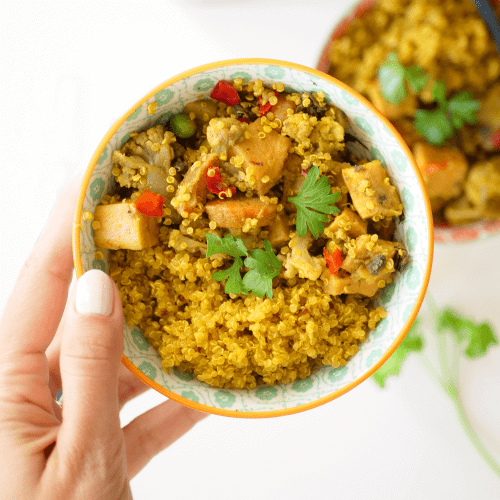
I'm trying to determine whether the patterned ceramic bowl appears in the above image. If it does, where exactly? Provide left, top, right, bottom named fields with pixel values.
left=73, top=59, right=433, bottom=417
left=316, top=0, right=500, bottom=245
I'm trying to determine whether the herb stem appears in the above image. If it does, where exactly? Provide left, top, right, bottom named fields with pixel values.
left=452, top=389, right=500, bottom=478
left=416, top=352, right=441, bottom=386
left=422, top=293, right=500, bottom=478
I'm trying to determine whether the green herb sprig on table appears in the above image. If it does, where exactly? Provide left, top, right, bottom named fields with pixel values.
left=378, top=53, right=481, bottom=146
left=288, top=165, right=340, bottom=238
left=206, top=234, right=281, bottom=299
left=373, top=295, right=500, bottom=477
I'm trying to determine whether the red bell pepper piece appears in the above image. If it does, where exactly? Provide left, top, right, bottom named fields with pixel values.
left=490, top=127, right=500, bottom=150
left=323, top=248, right=343, bottom=275
left=135, top=190, right=165, bottom=217
left=425, top=159, right=448, bottom=175
left=206, top=166, right=236, bottom=199
left=258, top=90, right=279, bottom=116
left=210, top=81, right=241, bottom=106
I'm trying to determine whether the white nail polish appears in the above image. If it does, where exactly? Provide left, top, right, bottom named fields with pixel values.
left=75, top=270, right=113, bottom=316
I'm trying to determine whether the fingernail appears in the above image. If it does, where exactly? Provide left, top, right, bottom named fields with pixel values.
left=75, top=270, right=114, bottom=316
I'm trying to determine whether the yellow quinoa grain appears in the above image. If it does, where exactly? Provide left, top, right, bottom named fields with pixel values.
left=147, top=102, right=157, bottom=114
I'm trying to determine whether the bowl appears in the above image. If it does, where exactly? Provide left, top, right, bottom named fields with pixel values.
left=317, top=0, right=500, bottom=245
left=73, top=58, right=433, bottom=417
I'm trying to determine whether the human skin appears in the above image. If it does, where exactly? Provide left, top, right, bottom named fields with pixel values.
left=0, top=176, right=207, bottom=500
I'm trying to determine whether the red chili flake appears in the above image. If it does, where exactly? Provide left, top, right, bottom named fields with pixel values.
left=210, top=81, right=241, bottom=106
left=301, top=168, right=308, bottom=176
left=323, top=248, right=343, bottom=275
left=490, top=127, right=500, bottom=150
left=135, top=190, right=165, bottom=217
left=425, top=160, right=448, bottom=175
left=258, top=90, right=279, bottom=116
left=206, top=166, right=236, bottom=198
left=238, top=116, right=250, bottom=123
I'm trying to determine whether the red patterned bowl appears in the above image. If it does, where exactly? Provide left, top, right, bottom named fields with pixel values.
left=317, top=0, right=500, bottom=244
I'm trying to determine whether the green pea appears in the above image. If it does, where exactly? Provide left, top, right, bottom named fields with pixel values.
left=170, top=113, right=196, bottom=138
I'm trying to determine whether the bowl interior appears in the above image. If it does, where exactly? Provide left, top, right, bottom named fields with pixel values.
left=76, top=61, right=432, bottom=415
left=316, top=0, right=500, bottom=244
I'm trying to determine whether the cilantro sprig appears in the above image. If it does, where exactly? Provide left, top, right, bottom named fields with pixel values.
left=372, top=294, right=499, bottom=477
left=378, top=52, right=428, bottom=104
left=372, top=318, right=424, bottom=387
left=206, top=234, right=281, bottom=299
left=288, top=165, right=340, bottom=238
left=377, top=53, right=480, bottom=146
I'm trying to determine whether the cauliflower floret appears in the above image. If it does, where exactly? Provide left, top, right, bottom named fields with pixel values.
left=282, top=112, right=317, bottom=146
left=112, top=125, right=177, bottom=190
left=123, top=125, right=176, bottom=170
left=282, top=113, right=344, bottom=156
left=284, top=232, right=326, bottom=280
left=309, top=116, right=344, bottom=155
left=206, top=117, right=247, bottom=155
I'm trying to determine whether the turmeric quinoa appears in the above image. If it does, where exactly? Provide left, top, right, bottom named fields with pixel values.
left=93, top=78, right=407, bottom=389
left=327, top=0, right=500, bottom=225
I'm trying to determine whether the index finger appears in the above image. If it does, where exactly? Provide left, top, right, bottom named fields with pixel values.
left=0, top=175, right=82, bottom=359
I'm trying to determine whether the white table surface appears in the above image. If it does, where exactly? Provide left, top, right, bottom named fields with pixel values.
left=1, top=1, right=499, bottom=499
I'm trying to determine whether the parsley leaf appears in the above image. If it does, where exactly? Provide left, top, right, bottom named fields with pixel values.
left=206, top=233, right=248, bottom=295
left=447, top=91, right=480, bottom=127
left=414, top=108, right=454, bottom=146
left=437, top=307, right=498, bottom=359
left=242, top=240, right=282, bottom=299
left=377, top=54, right=480, bottom=146
left=206, top=235, right=281, bottom=298
left=288, top=165, right=340, bottom=238
left=372, top=319, right=424, bottom=387
left=206, top=233, right=248, bottom=259
left=432, top=80, right=447, bottom=107
left=212, top=257, right=249, bottom=295
left=378, top=53, right=407, bottom=104
left=405, top=65, right=428, bottom=94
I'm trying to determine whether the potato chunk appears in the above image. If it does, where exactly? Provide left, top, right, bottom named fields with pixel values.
left=342, top=161, right=402, bottom=219
left=322, top=271, right=380, bottom=297
left=322, top=234, right=405, bottom=297
left=324, top=207, right=367, bottom=239
left=93, top=203, right=159, bottom=250
left=366, top=80, right=417, bottom=120
left=266, top=214, right=291, bottom=247
left=183, top=99, right=218, bottom=124
left=172, top=154, right=217, bottom=217
left=229, top=120, right=292, bottom=196
left=341, top=234, right=403, bottom=281
left=205, top=196, right=277, bottom=229
left=412, top=142, right=468, bottom=201
left=463, top=156, right=500, bottom=219
left=271, top=93, right=297, bottom=131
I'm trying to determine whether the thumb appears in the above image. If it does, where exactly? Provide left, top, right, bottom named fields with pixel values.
left=59, top=269, right=124, bottom=439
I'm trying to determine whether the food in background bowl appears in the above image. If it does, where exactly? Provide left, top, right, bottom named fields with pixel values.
left=74, top=60, right=432, bottom=416
left=91, top=78, right=408, bottom=390
left=321, top=0, right=500, bottom=240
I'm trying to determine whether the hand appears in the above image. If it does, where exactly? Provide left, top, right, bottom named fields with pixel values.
left=0, top=176, right=207, bottom=500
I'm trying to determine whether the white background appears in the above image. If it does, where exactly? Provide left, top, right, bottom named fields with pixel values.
left=1, top=1, right=500, bottom=499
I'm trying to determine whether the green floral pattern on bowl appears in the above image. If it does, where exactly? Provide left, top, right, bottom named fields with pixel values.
left=77, top=62, right=431, bottom=415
